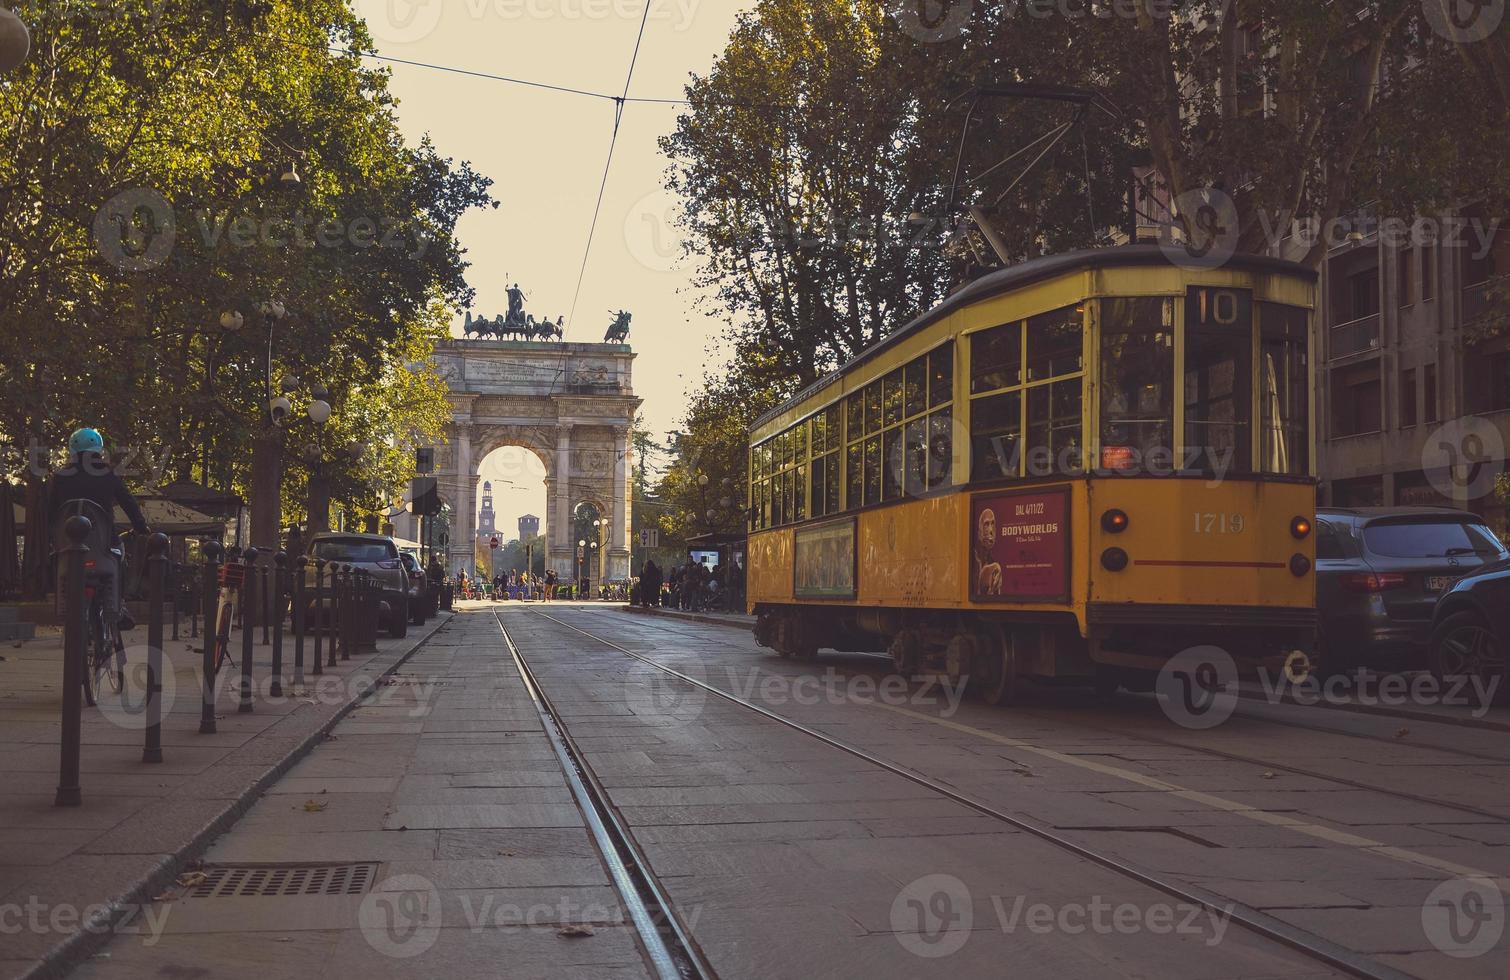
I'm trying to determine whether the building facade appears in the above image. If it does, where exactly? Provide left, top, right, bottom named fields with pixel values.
left=1318, top=213, right=1510, bottom=531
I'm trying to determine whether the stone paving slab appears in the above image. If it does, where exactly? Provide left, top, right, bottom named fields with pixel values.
left=0, top=611, right=452, bottom=980
left=67, top=608, right=653, bottom=980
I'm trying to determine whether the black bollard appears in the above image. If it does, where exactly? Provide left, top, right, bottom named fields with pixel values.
left=143, top=533, right=169, bottom=764
left=170, top=561, right=180, bottom=641
left=239, top=548, right=258, bottom=713
left=293, top=556, right=307, bottom=688
left=260, top=561, right=272, bottom=646
left=338, top=564, right=353, bottom=662
left=200, top=540, right=222, bottom=735
left=270, top=552, right=286, bottom=698
left=55, top=516, right=91, bottom=807
left=313, top=557, right=328, bottom=674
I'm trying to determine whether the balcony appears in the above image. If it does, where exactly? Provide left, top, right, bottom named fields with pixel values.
left=1328, top=313, right=1380, bottom=360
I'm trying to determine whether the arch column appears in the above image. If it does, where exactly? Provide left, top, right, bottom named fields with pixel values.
left=450, top=425, right=475, bottom=575
left=550, top=426, right=575, bottom=577
left=609, top=426, right=632, bottom=581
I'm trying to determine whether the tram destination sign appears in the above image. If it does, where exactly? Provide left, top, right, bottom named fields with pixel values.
left=970, top=486, right=1071, bottom=604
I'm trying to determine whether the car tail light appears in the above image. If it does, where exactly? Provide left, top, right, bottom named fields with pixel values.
left=1340, top=572, right=1407, bottom=593
left=376, top=559, right=401, bottom=570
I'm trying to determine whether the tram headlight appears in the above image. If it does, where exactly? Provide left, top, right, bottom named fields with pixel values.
left=1290, top=516, right=1312, bottom=540
left=1101, top=547, right=1129, bottom=572
left=1101, top=509, right=1129, bottom=534
left=1289, top=554, right=1311, bottom=577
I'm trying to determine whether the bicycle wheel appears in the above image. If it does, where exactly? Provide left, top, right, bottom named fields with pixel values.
left=214, top=603, right=236, bottom=676
left=82, top=602, right=106, bottom=707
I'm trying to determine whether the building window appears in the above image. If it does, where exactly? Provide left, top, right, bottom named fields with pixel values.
left=1401, top=367, right=1417, bottom=429
left=1346, top=266, right=1380, bottom=320
left=1424, top=363, right=1438, bottom=423
left=1398, top=248, right=1414, bottom=307
left=1330, top=361, right=1382, bottom=437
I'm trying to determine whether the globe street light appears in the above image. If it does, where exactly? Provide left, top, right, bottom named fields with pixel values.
left=0, top=9, right=31, bottom=75
left=577, top=538, right=587, bottom=596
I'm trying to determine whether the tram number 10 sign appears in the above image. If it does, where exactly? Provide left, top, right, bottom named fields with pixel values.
left=970, top=486, right=1071, bottom=604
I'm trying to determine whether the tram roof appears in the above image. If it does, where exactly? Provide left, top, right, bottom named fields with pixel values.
left=750, top=244, right=1317, bottom=434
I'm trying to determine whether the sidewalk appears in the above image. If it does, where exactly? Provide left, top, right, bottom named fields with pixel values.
left=621, top=604, right=755, bottom=630
left=0, top=608, right=451, bottom=979
left=67, top=607, right=649, bottom=979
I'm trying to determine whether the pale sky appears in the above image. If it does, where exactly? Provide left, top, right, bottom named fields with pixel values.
left=359, top=0, right=757, bottom=538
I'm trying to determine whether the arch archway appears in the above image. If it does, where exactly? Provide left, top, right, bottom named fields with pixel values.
left=431, top=341, right=640, bottom=581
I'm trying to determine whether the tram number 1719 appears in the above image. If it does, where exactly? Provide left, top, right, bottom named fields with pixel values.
left=1193, top=512, right=1246, bottom=534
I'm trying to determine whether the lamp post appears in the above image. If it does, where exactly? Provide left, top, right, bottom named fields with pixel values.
left=593, top=518, right=610, bottom=594
left=577, top=539, right=587, bottom=597
left=0, top=8, right=30, bottom=75
left=298, top=389, right=334, bottom=532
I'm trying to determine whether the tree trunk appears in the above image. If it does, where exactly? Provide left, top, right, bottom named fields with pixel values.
left=307, top=473, right=331, bottom=535
left=248, top=429, right=284, bottom=551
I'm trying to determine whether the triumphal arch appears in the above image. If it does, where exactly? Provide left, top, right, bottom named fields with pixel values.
left=428, top=340, right=640, bottom=581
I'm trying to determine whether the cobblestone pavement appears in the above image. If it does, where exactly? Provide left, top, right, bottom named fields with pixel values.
left=46, top=605, right=1510, bottom=979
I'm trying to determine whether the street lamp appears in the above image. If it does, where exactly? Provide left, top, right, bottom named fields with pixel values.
left=0, top=9, right=31, bottom=75
left=577, top=538, right=587, bottom=597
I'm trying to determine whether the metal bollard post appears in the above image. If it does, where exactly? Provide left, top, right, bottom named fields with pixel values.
left=229, top=547, right=244, bottom=630
left=200, top=540, right=222, bottom=735
left=143, top=533, right=169, bottom=764
left=339, top=565, right=353, bottom=662
left=260, top=562, right=272, bottom=646
left=239, top=548, right=258, bottom=713
left=313, top=557, right=328, bottom=674
left=293, top=556, right=307, bottom=688
left=270, top=552, right=287, bottom=698
left=170, top=561, right=180, bottom=641
left=329, top=563, right=342, bottom=666
left=55, top=516, right=91, bottom=807
left=358, top=571, right=378, bottom=653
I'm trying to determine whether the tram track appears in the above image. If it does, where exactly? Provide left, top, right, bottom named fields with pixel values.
left=522, top=607, right=1423, bottom=980
left=492, top=609, right=716, bottom=980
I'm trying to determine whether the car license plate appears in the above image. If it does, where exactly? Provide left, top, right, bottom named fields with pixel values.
left=1425, top=576, right=1453, bottom=592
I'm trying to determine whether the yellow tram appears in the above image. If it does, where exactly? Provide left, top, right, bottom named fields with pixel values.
left=745, top=245, right=1319, bottom=701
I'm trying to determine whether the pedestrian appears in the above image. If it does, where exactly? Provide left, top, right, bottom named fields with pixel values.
left=544, top=568, right=557, bottom=601
left=640, top=559, right=661, bottom=609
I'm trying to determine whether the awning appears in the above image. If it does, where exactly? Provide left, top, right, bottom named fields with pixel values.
left=119, top=498, right=226, bottom=536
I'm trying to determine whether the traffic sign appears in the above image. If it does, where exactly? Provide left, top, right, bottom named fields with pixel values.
left=639, top=528, right=659, bottom=548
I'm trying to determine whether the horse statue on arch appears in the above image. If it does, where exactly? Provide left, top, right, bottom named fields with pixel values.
left=604, top=310, right=632, bottom=344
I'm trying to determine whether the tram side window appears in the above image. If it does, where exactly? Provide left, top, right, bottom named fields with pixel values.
left=1185, top=287, right=1254, bottom=475
left=1026, top=380, right=1083, bottom=474
left=1259, top=303, right=1311, bottom=476
left=971, top=322, right=1021, bottom=394
left=972, top=391, right=1021, bottom=480
left=1027, top=306, right=1084, bottom=382
left=1100, top=298, right=1174, bottom=472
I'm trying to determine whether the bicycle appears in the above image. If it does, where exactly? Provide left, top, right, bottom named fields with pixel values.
left=209, top=559, right=247, bottom=680
left=54, top=500, right=127, bottom=708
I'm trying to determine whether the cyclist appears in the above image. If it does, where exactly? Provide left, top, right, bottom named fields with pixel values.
left=48, top=428, right=150, bottom=634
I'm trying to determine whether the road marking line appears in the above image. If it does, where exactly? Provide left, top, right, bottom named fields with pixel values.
left=870, top=703, right=1504, bottom=885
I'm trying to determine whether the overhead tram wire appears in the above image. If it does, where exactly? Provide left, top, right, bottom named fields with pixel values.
left=563, top=2, right=654, bottom=346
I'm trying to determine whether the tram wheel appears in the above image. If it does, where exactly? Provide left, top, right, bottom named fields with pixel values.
left=977, top=631, right=1020, bottom=707
left=888, top=630, right=921, bottom=677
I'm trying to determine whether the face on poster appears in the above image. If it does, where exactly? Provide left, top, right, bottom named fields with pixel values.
left=795, top=519, right=856, bottom=598
left=971, top=488, right=1070, bottom=602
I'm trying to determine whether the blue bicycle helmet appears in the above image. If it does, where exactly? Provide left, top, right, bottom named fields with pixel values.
left=68, top=427, right=104, bottom=456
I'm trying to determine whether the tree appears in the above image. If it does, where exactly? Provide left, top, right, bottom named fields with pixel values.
left=0, top=1, right=494, bottom=590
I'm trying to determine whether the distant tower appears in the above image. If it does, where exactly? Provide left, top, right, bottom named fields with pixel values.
left=477, top=481, right=497, bottom=539
left=518, top=514, right=540, bottom=541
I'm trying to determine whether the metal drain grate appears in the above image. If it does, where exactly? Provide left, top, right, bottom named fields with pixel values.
left=189, top=863, right=381, bottom=898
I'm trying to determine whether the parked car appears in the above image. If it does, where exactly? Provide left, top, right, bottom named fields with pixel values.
left=398, top=553, right=430, bottom=625
left=303, top=532, right=410, bottom=639
left=1430, top=556, right=1510, bottom=705
left=1316, top=508, right=1508, bottom=672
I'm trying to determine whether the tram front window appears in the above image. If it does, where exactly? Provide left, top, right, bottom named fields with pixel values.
left=1260, top=302, right=1311, bottom=476
left=1184, top=287, right=1253, bottom=474
left=1099, top=298, right=1173, bottom=472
